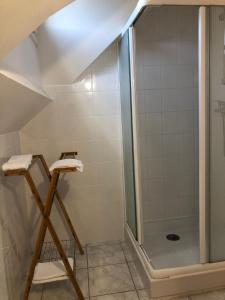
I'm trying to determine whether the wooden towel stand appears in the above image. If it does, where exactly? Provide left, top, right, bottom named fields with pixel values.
left=3, top=152, right=85, bottom=300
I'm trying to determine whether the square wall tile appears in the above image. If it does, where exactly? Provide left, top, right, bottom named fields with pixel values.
left=161, top=66, right=177, bottom=89
left=144, top=89, right=162, bottom=113
left=145, top=135, right=163, bottom=159
left=145, top=113, right=162, bottom=135
left=162, top=89, right=178, bottom=112
left=162, top=112, right=178, bottom=134
left=176, top=66, right=194, bottom=89
left=93, top=91, right=120, bottom=116
left=143, top=66, right=161, bottom=90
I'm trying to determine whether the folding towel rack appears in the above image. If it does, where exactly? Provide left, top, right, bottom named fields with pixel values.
left=3, top=152, right=85, bottom=300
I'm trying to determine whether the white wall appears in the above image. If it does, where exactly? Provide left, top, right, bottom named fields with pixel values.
left=20, top=42, right=124, bottom=244
left=135, top=6, right=199, bottom=235
left=37, top=0, right=138, bottom=84
left=0, top=132, right=30, bottom=300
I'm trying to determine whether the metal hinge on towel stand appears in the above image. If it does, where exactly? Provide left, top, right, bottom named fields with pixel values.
left=2, top=152, right=85, bottom=300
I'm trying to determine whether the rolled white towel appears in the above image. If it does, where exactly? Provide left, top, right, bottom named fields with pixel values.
left=2, top=154, right=33, bottom=171
left=49, top=159, right=84, bottom=173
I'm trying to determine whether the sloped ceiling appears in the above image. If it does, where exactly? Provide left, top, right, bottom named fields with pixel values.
left=38, top=0, right=138, bottom=84
left=0, top=73, right=51, bottom=134
left=0, top=0, right=74, bottom=60
left=0, top=35, right=52, bottom=135
left=0, top=0, right=138, bottom=133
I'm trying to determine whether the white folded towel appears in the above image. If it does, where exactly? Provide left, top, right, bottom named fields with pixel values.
left=49, top=159, right=84, bottom=173
left=2, top=154, right=33, bottom=171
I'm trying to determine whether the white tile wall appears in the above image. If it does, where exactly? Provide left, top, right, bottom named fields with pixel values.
left=0, top=131, right=30, bottom=300
left=20, top=42, right=124, bottom=245
left=135, top=6, right=199, bottom=235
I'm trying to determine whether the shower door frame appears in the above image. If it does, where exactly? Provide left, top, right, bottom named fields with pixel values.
left=128, top=26, right=144, bottom=244
left=127, top=4, right=209, bottom=266
left=199, top=6, right=209, bottom=264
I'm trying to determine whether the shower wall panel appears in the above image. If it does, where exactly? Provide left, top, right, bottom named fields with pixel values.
left=209, top=6, right=225, bottom=262
left=135, top=6, right=199, bottom=236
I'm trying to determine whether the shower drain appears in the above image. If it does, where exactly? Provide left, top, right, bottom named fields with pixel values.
left=166, top=233, right=180, bottom=241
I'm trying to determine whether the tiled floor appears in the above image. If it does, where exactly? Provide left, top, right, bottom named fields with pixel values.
left=29, top=241, right=225, bottom=300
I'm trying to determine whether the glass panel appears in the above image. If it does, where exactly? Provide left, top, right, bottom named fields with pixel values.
left=119, top=31, right=137, bottom=239
left=209, top=6, right=225, bottom=262
left=134, top=6, right=199, bottom=268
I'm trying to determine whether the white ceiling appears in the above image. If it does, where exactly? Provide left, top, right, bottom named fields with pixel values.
left=0, top=0, right=74, bottom=60
left=0, top=0, right=138, bottom=134
left=37, top=0, right=138, bottom=84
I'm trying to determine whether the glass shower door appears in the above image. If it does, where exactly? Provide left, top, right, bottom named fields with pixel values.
left=134, top=5, right=200, bottom=268
left=119, top=31, right=137, bottom=239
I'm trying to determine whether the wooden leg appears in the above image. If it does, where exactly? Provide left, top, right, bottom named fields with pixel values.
left=36, top=155, right=84, bottom=255
left=23, top=215, right=49, bottom=300
left=43, top=211, right=85, bottom=300
left=23, top=171, right=85, bottom=300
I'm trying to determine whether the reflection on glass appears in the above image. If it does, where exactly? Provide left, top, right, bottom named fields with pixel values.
left=119, top=31, right=137, bottom=239
left=135, top=6, right=199, bottom=269
left=209, top=6, right=225, bottom=262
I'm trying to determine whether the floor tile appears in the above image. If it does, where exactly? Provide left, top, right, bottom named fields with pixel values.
left=42, top=269, right=89, bottom=299
left=87, top=242, right=125, bottom=267
left=75, top=268, right=89, bottom=298
left=29, top=285, right=43, bottom=300
left=89, top=263, right=135, bottom=296
left=76, top=247, right=88, bottom=269
left=190, top=290, right=225, bottom=300
left=138, top=289, right=151, bottom=300
left=90, top=291, right=139, bottom=299
left=128, top=262, right=146, bottom=290
left=121, top=242, right=136, bottom=262
left=42, top=281, right=76, bottom=300
left=154, top=296, right=189, bottom=300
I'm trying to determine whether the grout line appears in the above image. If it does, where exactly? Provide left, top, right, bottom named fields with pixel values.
left=90, top=289, right=138, bottom=298
left=40, top=284, right=44, bottom=300
left=86, top=244, right=91, bottom=300
left=120, top=241, right=141, bottom=300
left=88, top=261, right=129, bottom=269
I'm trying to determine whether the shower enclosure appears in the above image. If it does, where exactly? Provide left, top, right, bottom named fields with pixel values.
left=119, top=1, right=225, bottom=296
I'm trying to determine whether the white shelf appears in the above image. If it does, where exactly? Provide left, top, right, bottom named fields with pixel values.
left=33, top=258, right=74, bottom=284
